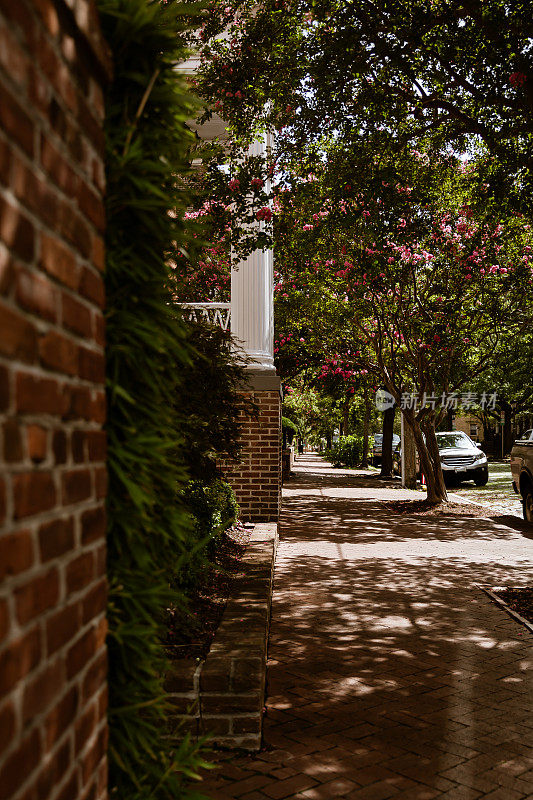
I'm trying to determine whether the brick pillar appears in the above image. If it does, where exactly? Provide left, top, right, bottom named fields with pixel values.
left=224, top=372, right=282, bottom=523
left=0, top=2, right=111, bottom=800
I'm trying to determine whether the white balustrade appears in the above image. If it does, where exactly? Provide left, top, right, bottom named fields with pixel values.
left=179, top=302, right=231, bottom=331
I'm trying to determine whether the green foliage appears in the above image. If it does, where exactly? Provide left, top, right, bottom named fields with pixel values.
left=178, top=321, right=254, bottom=482
left=198, top=0, right=533, bottom=500
left=283, top=383, right=341, bottom=440
left=282, top=416, right=298, bottom=433
left=282, top=415, right=298, bottom=446
left=99, top=0, right=210, bottom=796
left=178, top=479, right=240, bottom=592
left=199, top=0, right=533, bottom=217
left=271, top=144, right=533, bottom=500
left=326, top=435, right=364, bottom=468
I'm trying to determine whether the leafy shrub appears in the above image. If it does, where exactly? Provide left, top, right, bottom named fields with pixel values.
left=178, top=321, right=255, bottom=482
left=99, top=0, right=209, bottom=796
left=178, top=479, right=239, bottom=591
left=172, top=322, right=250, bottom=593
left=282, top=416, right=298, bottom=445
left=326, top=435, right=364, bottom=467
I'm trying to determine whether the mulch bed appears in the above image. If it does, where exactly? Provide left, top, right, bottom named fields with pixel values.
left=385, top=499, right=497, bottom=517
left=165, top=523, right=251, bottom=661
left=493, top=587, right=533, bottom=625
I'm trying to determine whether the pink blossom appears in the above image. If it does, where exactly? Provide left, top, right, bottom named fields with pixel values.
left=510, top=72, right=527, bottom=88
left=229, top=178, right=240, bottom=191
left=302, top=224, right=314, bottom=231
left=251, top=177, right=264, bottom=189
left=256, top=207, right=273, bottom=222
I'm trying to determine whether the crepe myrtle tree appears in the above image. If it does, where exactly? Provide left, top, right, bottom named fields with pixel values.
left=271, top=151, right=533, bottom=503
left=171, top=200, right=232, bottom=302
left=350, top=227, right=532, bottom=501
left=196, top=0, right=533, bottom=220
left=170, top=135, right=276, bottom=304
left=274, top=232, right=379, bottom=454
left=282, top=381, right=342, bottom=448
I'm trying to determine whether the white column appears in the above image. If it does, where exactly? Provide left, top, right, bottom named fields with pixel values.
left=230, top=135, right=275, bottom=372
left=231, top=248, right=274, bottom=371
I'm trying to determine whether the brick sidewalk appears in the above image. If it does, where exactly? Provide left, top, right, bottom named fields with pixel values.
left=200, top=454, right=533, bottom=800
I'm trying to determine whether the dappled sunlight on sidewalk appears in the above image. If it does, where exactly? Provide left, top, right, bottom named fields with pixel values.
left=202, top=454, right=533, bottom=800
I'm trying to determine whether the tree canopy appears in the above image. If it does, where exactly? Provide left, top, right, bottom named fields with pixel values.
left=193, top=0, right=533, bottom=501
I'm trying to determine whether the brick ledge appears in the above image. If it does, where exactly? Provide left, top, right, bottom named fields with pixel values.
left=166, top=522, right=278, bottom=751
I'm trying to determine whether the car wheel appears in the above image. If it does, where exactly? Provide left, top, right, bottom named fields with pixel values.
left=474, top=472, right=488, bottom=486
left=523, top=487, right=533, bottom=524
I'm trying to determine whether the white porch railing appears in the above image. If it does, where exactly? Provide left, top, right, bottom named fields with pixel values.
left=179, top=302, right=231, bottom=331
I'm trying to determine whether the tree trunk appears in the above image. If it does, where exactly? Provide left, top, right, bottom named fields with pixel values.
left=360, top=387, right=371, bottom=468
left=401, top=412, right=417, bottom=489
left=503, top=404, right=512, bottom=456
left=343, top=393, right=351, bottom=436
left=326, top=431, right=332, bottom=449
left=380, top=404, right=395, bottom=478
left=403, top=410, right=448, bottom=503
left=423, top=421, right=449, bottom=502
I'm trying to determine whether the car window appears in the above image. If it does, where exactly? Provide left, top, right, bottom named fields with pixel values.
left=435, top=432, right=473, bottom=449
left=373, top=434, right=398, bottom=444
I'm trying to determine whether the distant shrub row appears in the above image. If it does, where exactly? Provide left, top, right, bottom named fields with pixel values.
left=325, top=435, right=364, bottom=467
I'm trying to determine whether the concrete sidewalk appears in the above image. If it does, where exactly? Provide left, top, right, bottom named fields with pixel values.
left=201, top=454, right=533, bottom=799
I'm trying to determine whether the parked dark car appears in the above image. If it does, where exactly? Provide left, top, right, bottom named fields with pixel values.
left=511, top=429, right=533, bottom=522
left=393, top=430, right=488, bottom=486
left=372, top=433, right=400, bottom=466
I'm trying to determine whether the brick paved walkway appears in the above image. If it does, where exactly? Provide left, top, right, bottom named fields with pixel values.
left=201, top=454, right=533, bottom=800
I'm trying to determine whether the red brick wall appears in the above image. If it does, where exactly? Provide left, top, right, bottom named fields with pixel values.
left=224, top=389, right=282, bottom=522
left=0, top=2, right=111, bottom=799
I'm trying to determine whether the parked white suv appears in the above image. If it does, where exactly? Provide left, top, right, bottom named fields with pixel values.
left=436, top=431, right=488, bottom=486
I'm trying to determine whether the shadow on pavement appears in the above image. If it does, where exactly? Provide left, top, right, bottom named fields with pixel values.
left=202, top=454, right=533, bottom=800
